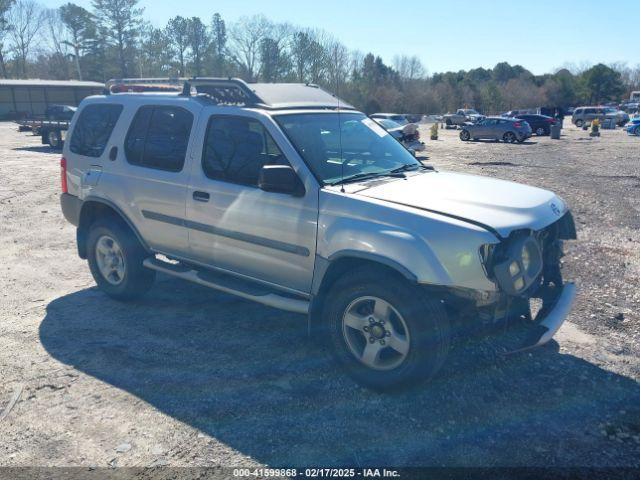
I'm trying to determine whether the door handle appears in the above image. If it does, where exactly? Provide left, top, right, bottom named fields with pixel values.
left=109, top=146, right=118, bottom=161
left=193, top=191, right=210, bottom=202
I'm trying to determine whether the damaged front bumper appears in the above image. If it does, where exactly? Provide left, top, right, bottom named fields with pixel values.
left=508, top=282, right=577, bottom=353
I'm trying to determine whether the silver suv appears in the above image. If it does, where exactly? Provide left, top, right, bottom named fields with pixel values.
left=60, top=78, right=577, bottom=390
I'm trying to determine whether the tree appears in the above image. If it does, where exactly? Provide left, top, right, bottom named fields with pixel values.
left=7, top=0, right=44, bottom=78
left=43, top=9, right=72, bottom=79
left=228, top=14, right=270, bottom=81
left=187, top=17, right=208, bottom=77
left=0, top=0, right=14, bottom=77
left=92, top=0, right=143, bottom=78
left=60, top=3, right=95, bottom=80
left=210, top=13, right=226, bottom=75
left=581, top=63, right=625, bottom=104
left=165, top=16, right=189, bottom=76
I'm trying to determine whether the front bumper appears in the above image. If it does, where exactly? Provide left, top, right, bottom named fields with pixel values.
left=509, top=283, right=577, bottom=353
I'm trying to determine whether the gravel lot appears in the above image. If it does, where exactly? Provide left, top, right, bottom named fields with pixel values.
left=1, top=120, right=639, bottom=469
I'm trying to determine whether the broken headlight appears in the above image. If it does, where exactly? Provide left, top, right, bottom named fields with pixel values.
left=492, top=235, right=544, bottom=296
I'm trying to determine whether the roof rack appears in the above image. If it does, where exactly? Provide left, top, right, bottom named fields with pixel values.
left=105, top=77, right=355, bottom=110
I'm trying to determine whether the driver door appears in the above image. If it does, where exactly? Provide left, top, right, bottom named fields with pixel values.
left=185, top=110, right=319, bottom=294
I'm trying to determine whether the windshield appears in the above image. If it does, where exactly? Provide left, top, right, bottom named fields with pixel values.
left=275, top=112, right=421, bottom=186
left=464, top=109, right=480, bottom=115
left=375, top=118, right=402, bottom=130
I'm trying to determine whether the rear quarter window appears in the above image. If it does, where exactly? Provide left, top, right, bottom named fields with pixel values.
left=70, top=104, right=123, bottom=158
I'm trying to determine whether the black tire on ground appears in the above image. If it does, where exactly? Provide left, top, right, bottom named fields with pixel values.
left=535, top=127, right=546, bottom=136
left=503, top=131, right=517, bottom=143
left=87, top=220, right=155, bottom=301
left=46, top=130, right=62, bottom=149
left=635, top=126, right=640, bottom=136
left=324, top=267, right=450, bottom=390
left=575, top=119, right=584, bottom=128
left=460, top=130, right=471, bottom=141
left=445, top=119, right=452, bottom=126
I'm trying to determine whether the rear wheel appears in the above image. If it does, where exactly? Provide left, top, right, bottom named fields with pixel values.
left=324, top=268, right=450, bottom=390
left=503, top=131, right=517, bottom=143
left=87, top=220, right=155, bottom=301
left=635, top=126, right=640, bottom=136
left=535, top=127, right=546, bottom=136
left=460, top=130, right=471, bottom=141
left=46, top=130, right=62, bottom=149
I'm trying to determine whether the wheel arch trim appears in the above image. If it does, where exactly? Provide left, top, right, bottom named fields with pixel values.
left=77, top=196, right=150, bottom=259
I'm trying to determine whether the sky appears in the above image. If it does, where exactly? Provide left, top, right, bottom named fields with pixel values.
left=39, top=0, right=639, bottom=75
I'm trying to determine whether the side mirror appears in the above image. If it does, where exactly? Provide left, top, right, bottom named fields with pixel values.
left=258, top=165, right=305, bottom=196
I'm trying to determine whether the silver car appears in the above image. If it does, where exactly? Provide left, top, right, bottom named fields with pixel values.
left=460, top=117, right=533, bottom=143
left=60, top=78, right=576, bottom=390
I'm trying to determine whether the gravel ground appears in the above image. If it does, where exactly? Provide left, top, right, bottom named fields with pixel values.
left=0, top=121, right=639, bottom=469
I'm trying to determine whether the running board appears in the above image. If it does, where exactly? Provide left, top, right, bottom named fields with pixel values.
left=143, top=258, right=310, bottom=315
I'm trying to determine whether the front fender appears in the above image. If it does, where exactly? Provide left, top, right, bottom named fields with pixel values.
left=319, top=217, right=453, bottom=286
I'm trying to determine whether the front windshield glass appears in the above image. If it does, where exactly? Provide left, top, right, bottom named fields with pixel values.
left=275, top=112, right=421, bottom=186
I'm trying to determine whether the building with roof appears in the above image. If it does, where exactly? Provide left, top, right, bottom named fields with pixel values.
left=0, top=79, right=105, bottom=119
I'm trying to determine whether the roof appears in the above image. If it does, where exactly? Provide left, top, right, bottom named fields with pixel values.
left=0, top=79, right=104, bottom=88
left=106, top=78, right=355, bottom=110
left=246, top=83, right=354, bottom=110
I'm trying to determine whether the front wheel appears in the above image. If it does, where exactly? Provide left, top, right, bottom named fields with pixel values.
left=535, top=127, right=546, bottom=136
left=460, top=130, right=471, bottom=141
left=87, top=220, right=155, bottom=301
left=635, top=126, right=640, bottom=136
left=575, top=119, right=584, bottom=128
left=324, top=268, right=450, bottom=390
left=503, top=131, right=517, bottom=143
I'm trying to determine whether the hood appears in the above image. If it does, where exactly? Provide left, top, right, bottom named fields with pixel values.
left=356, top=171, right=568, bottom=238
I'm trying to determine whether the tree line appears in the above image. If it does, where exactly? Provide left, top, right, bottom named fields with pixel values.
left=0, top=0, right=638, bottom=114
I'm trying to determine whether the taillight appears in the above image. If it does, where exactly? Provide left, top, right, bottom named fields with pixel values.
left=514, top=122, right=522, bottom=128
left=60, top=157, right=68, bottom=193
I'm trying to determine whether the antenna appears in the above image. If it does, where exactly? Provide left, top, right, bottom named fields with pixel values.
left=337, top=69, right=345, bottom=193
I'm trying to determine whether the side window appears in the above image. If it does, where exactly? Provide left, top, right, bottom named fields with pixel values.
left=202, top=116, right=287, bottom=187
left=124, top=106, right=193, bottom=172
left=70, top=104, right=123, bottom=158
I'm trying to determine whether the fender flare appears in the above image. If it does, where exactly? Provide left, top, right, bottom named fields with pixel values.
left=77, top=196, right=150, bottom=258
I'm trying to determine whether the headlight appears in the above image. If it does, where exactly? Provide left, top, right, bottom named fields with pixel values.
left=492, top=235, right=544, bottom=295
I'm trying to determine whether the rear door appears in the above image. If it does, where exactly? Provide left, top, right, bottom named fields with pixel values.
left=185, top=109, right=319, bottom=294
left=105, top=101, right=201, bottom=257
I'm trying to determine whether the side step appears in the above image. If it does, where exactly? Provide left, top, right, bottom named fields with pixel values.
left=143, top=257, right=310, bottom=315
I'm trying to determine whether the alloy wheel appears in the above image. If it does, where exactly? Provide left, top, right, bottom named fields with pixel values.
left=95, top=235, right=126, bottom=285
left=342, top=296, right=411, bottom=371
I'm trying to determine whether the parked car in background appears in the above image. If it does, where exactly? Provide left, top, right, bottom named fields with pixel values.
left=502, top=109, right=538, bottom=118
left=603, top=107, right=630, bottom=127
left=459, top=117, right=532, bottom=143
left=45, top=105, right=77, bottom=121
left=626, top=117, right=640, bottom=136
left=372, top=118, right=426, bottom=152
left=443, top=109, right=485, bottom=127
left=572, top=107, right=613, bottom=128
left=370, top=113, right=410, bottom=126
left=515, top=114, right=558, bottom=136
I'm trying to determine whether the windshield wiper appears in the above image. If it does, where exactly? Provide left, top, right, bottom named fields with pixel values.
left=390, top=164, right=423, bottom=174
left=329, top=171, right=406, bottom=186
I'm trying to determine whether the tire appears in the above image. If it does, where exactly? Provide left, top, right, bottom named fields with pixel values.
left=575, top=119, right=584, bottom=128
left=460, top=130, right=471, bottom=141
left=445, top=119, right=452, bottom=127
left=87, top=220, right=155, bottom=301
left=535, top=127, right=546, bottom=136
left=324, top=267, right=450, bottom=390
left=503, top=131, right=517, bottom=143
left=635, top=126, right=640, bottom=136
left=46, top=130, right=62, bottom=149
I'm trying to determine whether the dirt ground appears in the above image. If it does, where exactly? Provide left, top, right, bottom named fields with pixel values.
left=0, top=120, right=639, bottom=469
